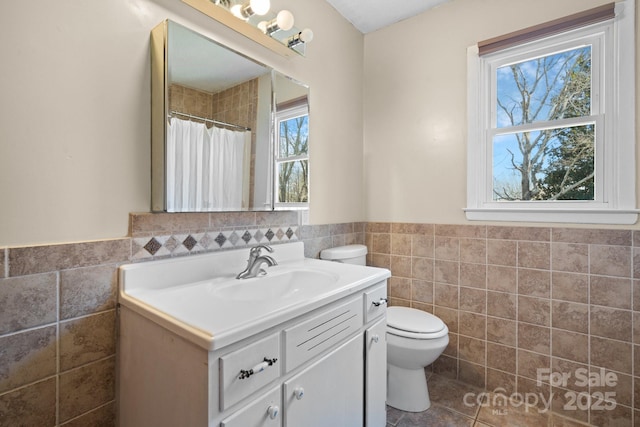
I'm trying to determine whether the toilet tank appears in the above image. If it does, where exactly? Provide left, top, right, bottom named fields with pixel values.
left=320, top=244, right=368, bottom=265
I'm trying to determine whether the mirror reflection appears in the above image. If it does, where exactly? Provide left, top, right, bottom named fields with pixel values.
left=151, top=20, right=310, bottom=212
left=167, top=21, right=271, bottom=212
left=152, top=21, right=264, bottom=212
left=274, top=72, right=309, bottom=208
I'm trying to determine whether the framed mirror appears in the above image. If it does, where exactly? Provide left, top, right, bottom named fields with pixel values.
left=152, top=20, right=306, bottom=212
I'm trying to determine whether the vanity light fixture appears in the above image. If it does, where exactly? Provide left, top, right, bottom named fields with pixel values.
left=287, top=28, right=314, bottom=48
left=183, top=0, right=311, bottom=57
left=258, top=10, right=294, bottom=35
left=230, top=0, right=270, bottom=20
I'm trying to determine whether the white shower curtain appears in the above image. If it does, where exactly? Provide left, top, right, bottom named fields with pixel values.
left=166, top=117, right=250, bottom=212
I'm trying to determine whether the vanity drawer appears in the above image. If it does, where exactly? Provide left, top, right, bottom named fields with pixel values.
left=219, top=333, right=281, bottom=411
left=220, top=386, right=281, bottom=427
left=364, top=282, right=388, bottom=323
left=284, top=297, right=362, bottom=372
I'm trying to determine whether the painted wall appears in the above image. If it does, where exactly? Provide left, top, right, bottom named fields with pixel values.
left=0, top=0, right=364, bottom=246
left=363, top=0, right=638, bottom=227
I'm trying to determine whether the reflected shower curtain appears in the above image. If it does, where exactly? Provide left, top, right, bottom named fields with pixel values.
left=166, top=117, right=250, bottom=211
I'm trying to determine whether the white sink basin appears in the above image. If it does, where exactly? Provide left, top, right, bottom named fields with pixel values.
left=119, top=242, right=390, bottom=350
left=212, top=268, right=339, bottom=302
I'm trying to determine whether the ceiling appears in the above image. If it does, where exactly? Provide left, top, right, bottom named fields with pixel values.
left=325, top=0, right=451, bottom=34
left=168, top=21, right=269, bottom=93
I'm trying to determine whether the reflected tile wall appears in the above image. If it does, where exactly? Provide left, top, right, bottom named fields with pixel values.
left=0, top=211, right=360, bottom=426
left=210, top=78, right=257, bottom=132
left=367, top=223, right=639, bottom=426
left=169, top=84, right=213, bottom=120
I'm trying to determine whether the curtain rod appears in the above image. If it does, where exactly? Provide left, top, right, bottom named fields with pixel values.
left=169, top=111, right=251, bottom=131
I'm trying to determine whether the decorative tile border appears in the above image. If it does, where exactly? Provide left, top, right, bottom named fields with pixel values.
left=131, top=226, right=299, bottom=260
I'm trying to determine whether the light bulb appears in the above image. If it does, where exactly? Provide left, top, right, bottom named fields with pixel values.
left=287, top=28, right=314, bottom=48
left=230, top=4, right=243, bottom=18
left=250, top=0, right=270, bottom=15
left=299, top=28, right=313, bottom=43
left=257, top=21, right=268, bottom=33
left=276, top=10, right=294, bottom=31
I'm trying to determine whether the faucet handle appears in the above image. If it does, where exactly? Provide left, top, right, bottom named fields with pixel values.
left=250, top=244, right=274, bottom=256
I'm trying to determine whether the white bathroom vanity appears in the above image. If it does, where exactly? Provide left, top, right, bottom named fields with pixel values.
left=117, top=242, right=390, bottom=427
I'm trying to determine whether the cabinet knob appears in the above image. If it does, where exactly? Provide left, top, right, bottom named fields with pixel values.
left=294, top=387, right=305, bottom=400
left=372, top=334, right=380, bottom=343
left=267, top=405, right=279, bottom=420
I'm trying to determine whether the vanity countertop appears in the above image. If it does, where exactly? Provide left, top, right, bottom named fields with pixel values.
left=119, top=242, right=390, bottom=351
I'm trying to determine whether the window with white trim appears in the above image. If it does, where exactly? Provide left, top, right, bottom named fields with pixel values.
left=275, top=99, right=309, bottom=208
left=466, top=1, right=636, bottom=224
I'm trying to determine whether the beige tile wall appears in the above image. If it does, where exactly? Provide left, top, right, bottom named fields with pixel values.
left=5, top=217, right=637, bottom=426
left=210, top=79, right=257, bottom=132
left=0, top=239, right=126, bottom=426
left=0, top=212, right=361, bottom=425
left=366, top=222, right=639, bottom=426
left=169, top=80, right=258, bottom=133
left=169, top=84, right=213, bottom=119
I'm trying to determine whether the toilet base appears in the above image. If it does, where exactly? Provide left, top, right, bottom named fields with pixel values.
left=386, top=365, right=431, bottom=412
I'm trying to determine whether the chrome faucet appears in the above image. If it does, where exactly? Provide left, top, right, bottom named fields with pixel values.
left=236, top=244, right=278, bottom=279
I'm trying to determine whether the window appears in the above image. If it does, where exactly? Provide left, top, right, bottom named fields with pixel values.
left=466, top=1, right=636, bottom=224
left=275, top=99, right=309, bottom=208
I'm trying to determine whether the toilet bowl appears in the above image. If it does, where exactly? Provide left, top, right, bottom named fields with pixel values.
left=386, top=306, right=449, bottom=412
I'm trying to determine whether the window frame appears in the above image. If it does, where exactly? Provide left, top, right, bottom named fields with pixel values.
left=465, top=0, right=636, bottom=224
left=274, top=102, right=310, bottom=210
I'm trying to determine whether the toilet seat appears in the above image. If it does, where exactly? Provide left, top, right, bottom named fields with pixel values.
left=387, top=307, right=448, bottom=339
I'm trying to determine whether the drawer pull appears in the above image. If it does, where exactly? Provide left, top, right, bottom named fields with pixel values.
left=372, top=297, right=388, bottom=307
left=238, top=357, right=278, bottom=380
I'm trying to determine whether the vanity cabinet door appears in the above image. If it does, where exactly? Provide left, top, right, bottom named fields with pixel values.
left=283, top=334, right=364, bottom=427
left=365, top=318, right=387, bottom=427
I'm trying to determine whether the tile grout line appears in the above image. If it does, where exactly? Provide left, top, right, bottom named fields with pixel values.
left=631, top=234, right=635, bottom=427
left=55, top=270, right=61, bottom=427
left=456, top=235, right=463, bottom=385
left=632, top=258, right=635, bottom=427
left=483, top=232, right=488, bottom=404
left=514, top=238, right=520, bottom=405
left=548, top=230, right=554, bottom=417
left=586, top=241, right=591, bottom=427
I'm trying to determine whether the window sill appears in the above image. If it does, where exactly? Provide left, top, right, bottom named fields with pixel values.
left=275, top=204, right=309, bottom=211
left=464, top=208, right=638, bottom=224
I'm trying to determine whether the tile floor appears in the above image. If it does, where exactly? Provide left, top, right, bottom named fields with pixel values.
left=386, top=373, right=587, bottom=427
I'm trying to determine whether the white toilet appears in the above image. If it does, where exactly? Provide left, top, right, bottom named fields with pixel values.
left=320, top=245, right=449, bottom=413
left=386, top=306, right=449, bottom=412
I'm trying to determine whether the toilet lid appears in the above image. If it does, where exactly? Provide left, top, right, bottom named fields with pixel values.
left=387, top=306, right=445, bottom=334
